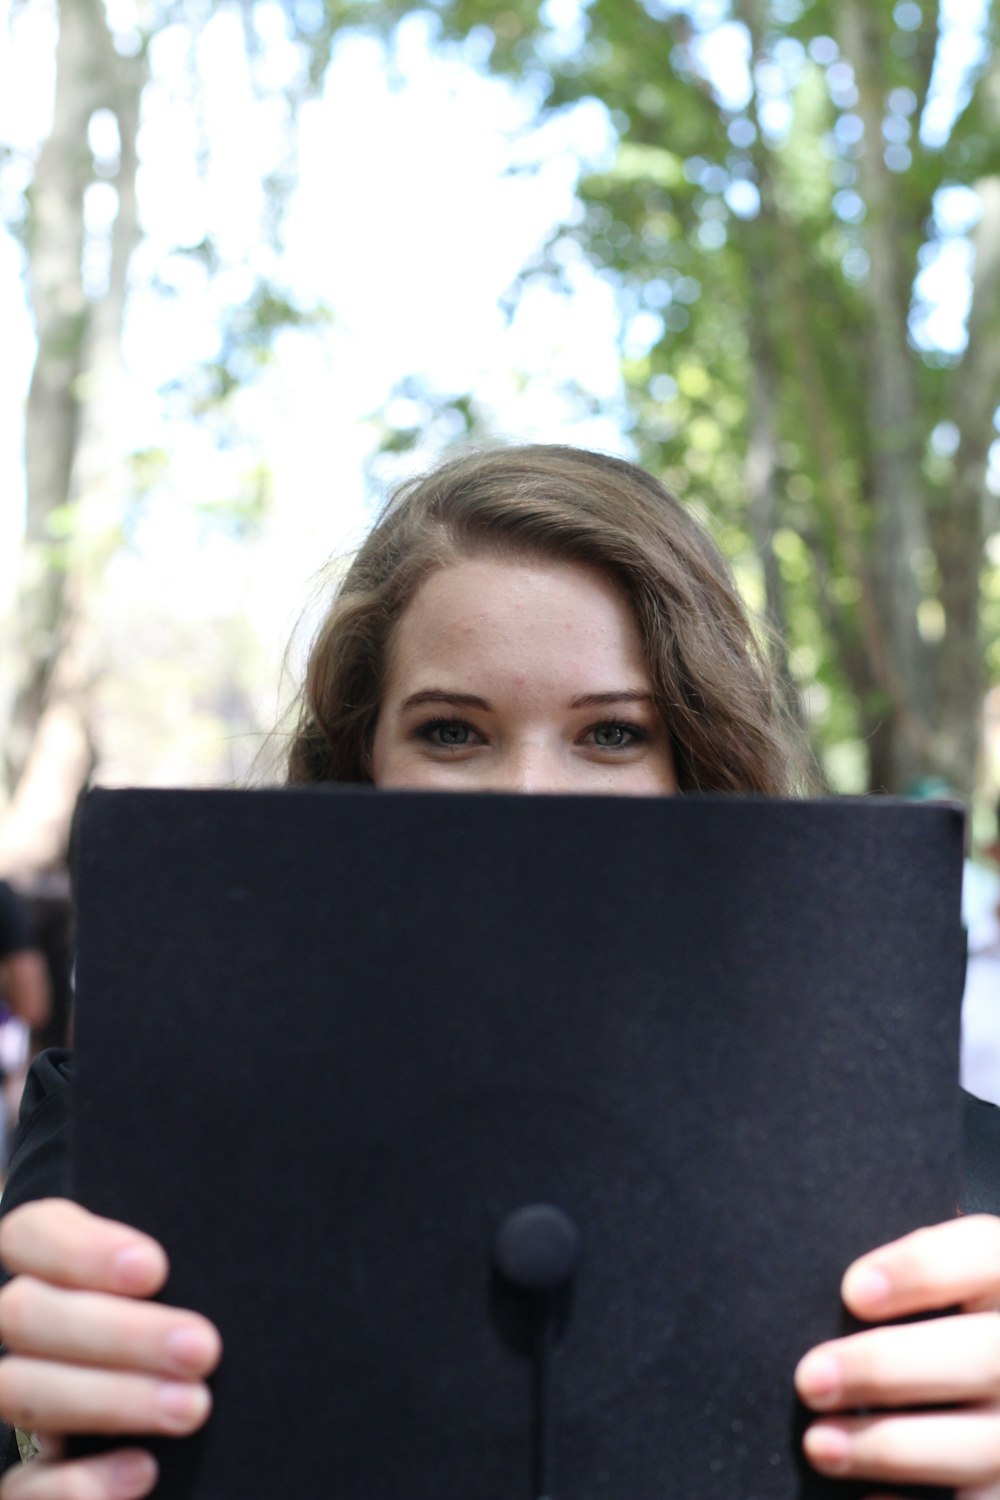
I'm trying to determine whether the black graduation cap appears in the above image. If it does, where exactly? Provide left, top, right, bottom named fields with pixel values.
left=73, top=788, right=965, bottom=1500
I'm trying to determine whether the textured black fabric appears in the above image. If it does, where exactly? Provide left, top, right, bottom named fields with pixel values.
left=0, top=1426, right=18, bottom=1477
left=64, top=787, right=968, bottom=1500
left=5, top=1065, right=999, bottom=1224
left=960, top=1086, right=1000, bottom=1213
left=0, top=883, right=31, bottom=960
left=0, top=1066, right=996, bottom=1486
left=0, top=1048, right=74, bottom=1242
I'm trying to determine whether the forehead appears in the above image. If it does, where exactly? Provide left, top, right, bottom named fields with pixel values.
left=385, top=556, right=649, bottom=679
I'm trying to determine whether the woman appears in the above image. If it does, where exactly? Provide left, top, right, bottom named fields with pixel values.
left=0, top=444, right=999, bottom=1499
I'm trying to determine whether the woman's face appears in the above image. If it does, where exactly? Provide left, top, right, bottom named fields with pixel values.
left=371, top=556, right=678, bottom=795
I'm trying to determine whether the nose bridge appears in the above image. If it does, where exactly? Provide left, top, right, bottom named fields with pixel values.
left=493, top=738, right=569, bottom=794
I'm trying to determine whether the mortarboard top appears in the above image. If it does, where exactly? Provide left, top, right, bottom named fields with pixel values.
left=73, top=788, right=965, bottom=1499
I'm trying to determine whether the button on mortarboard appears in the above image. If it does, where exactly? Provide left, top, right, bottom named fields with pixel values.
left=493, top=1203, right=582, bottom=1294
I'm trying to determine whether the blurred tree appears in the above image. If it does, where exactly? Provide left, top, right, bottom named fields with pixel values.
left=2, top=0, right=145, bottom=871
left=1, top=0, right=339, bottom=872
left=417, top=0, right=1000, bottom=795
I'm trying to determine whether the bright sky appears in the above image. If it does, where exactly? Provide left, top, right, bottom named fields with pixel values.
left=0, top=2, right=626, bottom=662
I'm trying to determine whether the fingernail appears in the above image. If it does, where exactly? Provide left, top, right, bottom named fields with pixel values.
left=167, top=1325, right=215, bottom=1373
left=795, top=1349, right=842, bottom=1408
left=804, top=1423, right=852, bottom=1474
left=109, top=1450, right=158, bottom=1497
left=113, top=1245, right=159, bottom=1291
left=843, top=1262, right=892, bottom=1310
left=156, top=1381, right=211, bottom=1432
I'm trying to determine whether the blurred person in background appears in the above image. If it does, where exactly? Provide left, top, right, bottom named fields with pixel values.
left=0, top=882, right=51, bottom=1168
left=906, top=777, right=1000, bottom=1105
left=960, top=794, right=1000, bottom=1106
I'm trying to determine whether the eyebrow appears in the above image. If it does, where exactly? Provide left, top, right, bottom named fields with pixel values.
left=400, top=690, right=492, bottom=712
left=398, top=689, right=654, bottom=712
left=568, top=691, right=654, bottom=710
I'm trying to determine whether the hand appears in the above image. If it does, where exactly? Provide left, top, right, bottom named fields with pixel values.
left=795, top=1214, right=1000, bottom=1497
left=0, top=1200, right=221, bottom=1500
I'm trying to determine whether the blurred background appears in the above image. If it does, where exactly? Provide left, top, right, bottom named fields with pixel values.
left=2, top=0, right=1000, bottom=888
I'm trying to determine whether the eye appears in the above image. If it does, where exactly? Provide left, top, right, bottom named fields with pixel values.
left=586, top=719, right=650, bottom=750
left=418, top=718, right=479, bottom=748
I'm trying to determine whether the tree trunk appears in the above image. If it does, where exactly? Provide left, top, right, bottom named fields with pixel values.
left=0, top=0, right=146, bottom=878
left=932, top=174, right=1000, bottom=798
left=5, top=0, right=96, bottom=791
left=739, top=1, right=790, bottom=658
left=840, top=1, right=931, bottom=791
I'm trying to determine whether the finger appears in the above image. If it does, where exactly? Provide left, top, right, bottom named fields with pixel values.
left=796, top=1312, right=1000, bottom=1410
left=803, top=1407, right=1000, bottom=1488
left=0, top=1448, right=157, bottom=1500
left=0, top=1359, right=211, bottom=1437
left=0, top=1279, right=221, bottom=1377
left=0, top=1203, right=168, bottom=1298
left=842, top=1215, right=1000, bottom=1321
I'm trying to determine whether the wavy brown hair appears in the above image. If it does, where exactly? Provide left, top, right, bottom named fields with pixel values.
left=286, top=444, right=806, bottom=794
